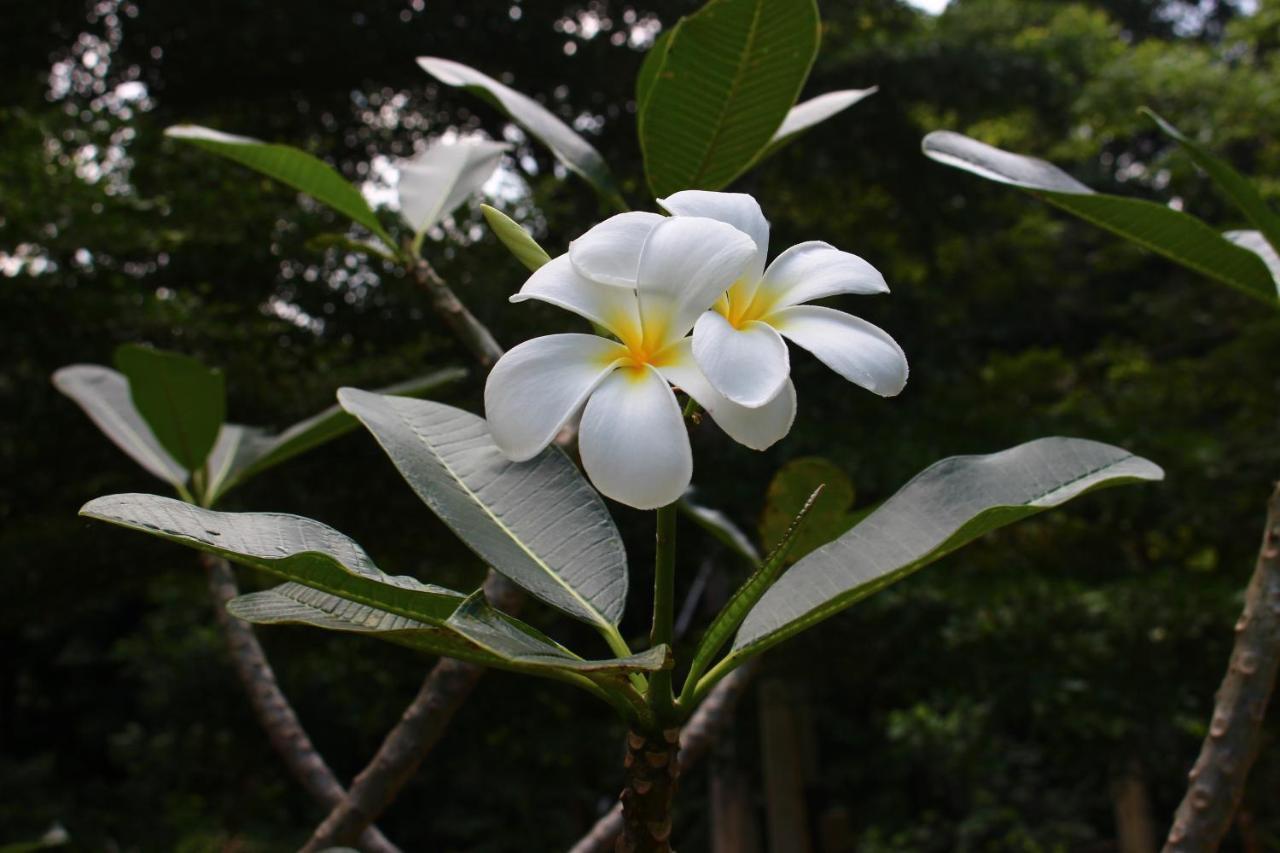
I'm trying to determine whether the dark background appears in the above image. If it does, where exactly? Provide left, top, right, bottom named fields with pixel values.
left=3, top=0, right=1280, bottom=849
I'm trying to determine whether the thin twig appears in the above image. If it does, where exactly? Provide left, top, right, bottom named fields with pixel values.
left=566, top=661, right=761, bottom=853
left=202, top=553, right=399, bottom=853
left=1164, top=483, right=1280, bottom=852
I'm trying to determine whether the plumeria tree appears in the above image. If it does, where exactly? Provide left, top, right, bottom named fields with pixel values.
left=68, top=0, right=1169, bottom=849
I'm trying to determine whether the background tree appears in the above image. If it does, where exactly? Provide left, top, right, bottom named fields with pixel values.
left=3, top=0, right=1278, bottom=849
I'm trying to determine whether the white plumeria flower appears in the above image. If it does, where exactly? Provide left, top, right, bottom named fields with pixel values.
left=485, top=216, right=798, bottom=510
left=397, top=137, right=510, bottom=240
left=568, top=191, right=909, bottom=409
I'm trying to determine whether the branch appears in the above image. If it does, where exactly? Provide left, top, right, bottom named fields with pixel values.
left=567, top=661, right=761, bottom=853
left=300, top=569, right=523, bottom=852
left=409, top=254, right=504, bottom=369
left=202, top=554, right=399, bottom=853
left=1164, top=483, right=1280, bottom=852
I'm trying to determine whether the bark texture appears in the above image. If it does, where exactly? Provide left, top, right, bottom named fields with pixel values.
left=202, top=554, right=398, bottom=853
left=617, top=728, right=681, bottom=853
left=1164, top=484, right=1280, bottom=852
left=568, top=661, right=760, bottom=853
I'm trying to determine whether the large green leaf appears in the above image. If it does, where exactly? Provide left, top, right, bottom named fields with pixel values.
left=417, top=57, right=624, bottom=208
left=79, top=493, right=464, bottom=624
left=638, top=0, right=821, bottom=197
left=337, top=390, right=629, bottom=630
left=761, top=87, right=878, bottom=158
left=52, top=365, right=187, bottom=488
left=227, top=582, right=500, bottom=663
left=114, top=345, right=225, bottom=473
left=446, top=593, right=670, bottom=679
left=726, top=438, right=1163, bottom=663
left=922, top=130, right=1277, bottom=303
left=204, top=367, right=468, bottom=503
left=480, top=204, right=551, bottom=271
left=165, top=125, right=394, bottom=246
left=1143, top=108, right=1280, bottom=257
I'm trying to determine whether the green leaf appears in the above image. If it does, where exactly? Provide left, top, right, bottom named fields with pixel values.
left=204, top=367, right=468, bottom=503
left=114, top=344, right=225, bottom=473
left=1143, top=108, right=1280, bottom=257
left=52, top=364, right=187, bottom=487
left=227, top=582, right=501, bottom=664
left=678, top=494, right=760, bottom=564
left=684, top=485, right=823, bottom=699
left=1226, top=230, right=1280, bottom=293
left=635, top=28, right=675, bottom=115
left=921, top=130, right=1278, bottom=303
left=337, top=390, right=629, bottom=630
left=480, top=204, right=551, bottom=271
left=638, top=0, right=821, bottom=197
left=759, top=457, right=857, bottom=564
left=79, top=493, right=465, bottom=625
left=728, top=438, right=1163, bottom=662
left=762, top=87, right=878, bottom=157
left=418, top=57, right=625, bottom=208
left=165, top=125, right=394, bottom=247
left=446, top=593, right=671, bottom=679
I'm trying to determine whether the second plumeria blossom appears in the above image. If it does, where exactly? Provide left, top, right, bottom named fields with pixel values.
left=569, top=191, right=908, bottom=408
left=485, top=216, right=798, bottom=510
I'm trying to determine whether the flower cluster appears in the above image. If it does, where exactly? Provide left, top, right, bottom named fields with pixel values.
left=484, top=191, right=908, bottom=509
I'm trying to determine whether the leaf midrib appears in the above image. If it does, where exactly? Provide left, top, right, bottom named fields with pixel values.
left=402, top=408, right=615, bottom=630
left=685, top=0, right=766, bottom=188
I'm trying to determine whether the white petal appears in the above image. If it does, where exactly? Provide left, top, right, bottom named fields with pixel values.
left=398, top=137, right=510, bottom=234
left=484, top=334, right=627, bottom=461
left=578, top=366, right=692, bottom=510
left=657, top=340, right=795, bottom=451
left=691, top=311, right=789, bottom=408
left=658, top=190, right=770, bottom=284
left=768, top=305, right=908, bottom=397
left=511, top=254, right=642, bottom=342
left=635, top=217, right=757, bottom=350
left=759, top=241, right=888, bottom=310
left=568, top=211, right=664, bottom=287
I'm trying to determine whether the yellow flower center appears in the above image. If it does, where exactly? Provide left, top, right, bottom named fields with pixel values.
left=717, top=276, right=774, bottom=329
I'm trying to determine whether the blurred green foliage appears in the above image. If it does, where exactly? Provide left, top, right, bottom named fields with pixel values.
left=3, top=0, right=1279, bottom=849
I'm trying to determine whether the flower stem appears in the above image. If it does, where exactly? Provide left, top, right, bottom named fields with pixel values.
left=648, top=502, right=678, bottom=723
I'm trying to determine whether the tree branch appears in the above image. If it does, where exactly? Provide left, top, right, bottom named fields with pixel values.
left=299, top=570, right=522, bottom=851
left=567, top=661, right=761, bottom=853
left=1163, top=483, right=1280, bottom=852
left=409, top=254, right=504, bottom=369
left=202, top=553, right=399, bottom=853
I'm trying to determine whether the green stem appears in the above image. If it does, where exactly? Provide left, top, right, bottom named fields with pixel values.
left=648, top=502, right=678, bottom=723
